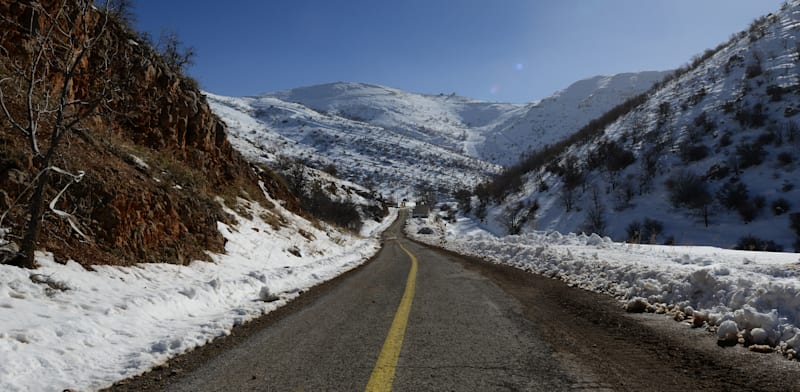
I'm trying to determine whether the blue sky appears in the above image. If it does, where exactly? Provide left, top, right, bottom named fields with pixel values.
left=134, top=0, right=786, bottom=103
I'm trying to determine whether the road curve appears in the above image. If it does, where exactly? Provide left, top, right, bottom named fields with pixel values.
left=110, top=210, right=800, bottom=391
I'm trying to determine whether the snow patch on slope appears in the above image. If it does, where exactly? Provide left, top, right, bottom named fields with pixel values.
left=476, top=72, right=669, bottom=165
left=207, top=73, right=666, bottom=200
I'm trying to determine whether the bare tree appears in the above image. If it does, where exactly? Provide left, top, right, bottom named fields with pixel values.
left=108, top=0, right=137, bottom=25
left=0, top=0, right=115, bottom=268
left=665, top=170, right=713, bottom=228
left=500, top=200, right=538, bottom=235
left=582, top=186, right=606, bottom=236
left=157, top=29, right=196, bottom=72
left=614, top=173, right=636, bottom=210
left=558, top=156, right=583, bottom=212
left=561, top=186, right=576, bottom=212
left=638, top=146, right=661, bottom=193
left=453, top=188, right=472, bottom=213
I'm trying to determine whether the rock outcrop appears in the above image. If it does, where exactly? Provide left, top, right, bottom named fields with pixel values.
left=0, top=0, right=276, bottom=266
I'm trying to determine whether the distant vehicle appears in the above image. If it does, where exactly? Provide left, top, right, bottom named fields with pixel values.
left=412, top=204, right=431, bottom=218
left=417, top=227, right=434, bottom=235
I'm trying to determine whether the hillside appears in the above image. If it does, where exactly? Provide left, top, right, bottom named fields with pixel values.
left=472, top=71, right=669, bottom=164
left=0, top=2, right=393, bottom=389
left=264, top=75, right=667, bottom=167
left=206, top=91, right=497, bottom=201
left=0, top=0, right=267, bottom=267
left=0, top=0, right=385, bottom=268
left=479, top=0, right=800, bottom=251
left=207, top=74, right=665, bottom=199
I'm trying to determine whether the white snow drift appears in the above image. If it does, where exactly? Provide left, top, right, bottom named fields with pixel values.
left=0, top=196, right=396, bottom=392
left=409, top=214, right=800, bottom=359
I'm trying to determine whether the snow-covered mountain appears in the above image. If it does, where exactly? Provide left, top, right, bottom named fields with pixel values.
left=207, top=91, right=499, bottom=201
left=207, top=72, right=665, bottom=200
left=472, top=71, right=669, bottom=164
left=267, top=82, right=501, bottom=154
left=262, top=74, right=668, bottom=166
left=485, top=0, right=800, bottom=251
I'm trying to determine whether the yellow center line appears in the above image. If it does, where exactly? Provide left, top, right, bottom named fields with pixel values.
left=365, top=241, right=418, bottom=392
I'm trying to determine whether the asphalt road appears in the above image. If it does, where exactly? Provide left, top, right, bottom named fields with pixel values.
left=111, top=210, right=800, bottom=391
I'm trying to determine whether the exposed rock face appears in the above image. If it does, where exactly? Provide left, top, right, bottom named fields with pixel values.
left=0, top=0, right=272, bottom=266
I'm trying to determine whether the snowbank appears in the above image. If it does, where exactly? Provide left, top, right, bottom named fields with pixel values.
left=408, top=215, right=800, bottom=358
left=0, top=199, right=396, bottom=391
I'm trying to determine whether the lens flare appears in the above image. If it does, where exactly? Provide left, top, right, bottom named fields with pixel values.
left=515, top=63, right=524, bottom=71
left=490, top=84, right=500, bottom=95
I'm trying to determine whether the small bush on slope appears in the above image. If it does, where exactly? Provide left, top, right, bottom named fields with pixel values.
left=771, top=198, right=790, bottom=216
left=665, top=170, right=713, bottom=227
left=790, top=213, right=800, bottom=251
left=626, top=217, right=665, bottom=244
left=734, top=235, right=783, bottom=252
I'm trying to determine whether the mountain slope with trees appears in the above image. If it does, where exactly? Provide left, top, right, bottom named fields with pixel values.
left=474, top=0, right=800, bottom=251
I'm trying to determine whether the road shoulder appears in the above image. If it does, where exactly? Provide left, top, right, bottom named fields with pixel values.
left=413, top=239, right=800, bottom=391
left=106, top=238, right=392, bottom=391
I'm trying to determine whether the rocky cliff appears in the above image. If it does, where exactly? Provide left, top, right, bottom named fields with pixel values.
left=0, top=0, right=285, bottom=266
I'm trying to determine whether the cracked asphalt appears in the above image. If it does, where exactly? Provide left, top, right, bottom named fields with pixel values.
left=109, top=210, right=800, bottom=391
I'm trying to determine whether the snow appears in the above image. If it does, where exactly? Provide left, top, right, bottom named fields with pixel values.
left=0, top=195, right=397, bottom=392
left=408, top=212, right=800, bottom=358
left=475, top=72, right=669, bottom=165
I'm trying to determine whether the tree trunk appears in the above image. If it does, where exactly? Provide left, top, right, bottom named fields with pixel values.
left=10, top=143, right=59, bottom=269
left=9, top=169, right=51, bottom=269
left=2, top=0, right=108, bottom=269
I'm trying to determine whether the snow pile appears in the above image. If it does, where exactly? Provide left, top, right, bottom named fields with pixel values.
left=408, top=215, right=800, bottom=358
left=0, top=196, right=396, bottom=391
left=718, top=320, right=741, bottom=344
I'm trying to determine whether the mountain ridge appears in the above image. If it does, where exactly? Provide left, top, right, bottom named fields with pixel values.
left=207, top=71, right=666, bottom=201
left=255, top=73, right=669, bottom=166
